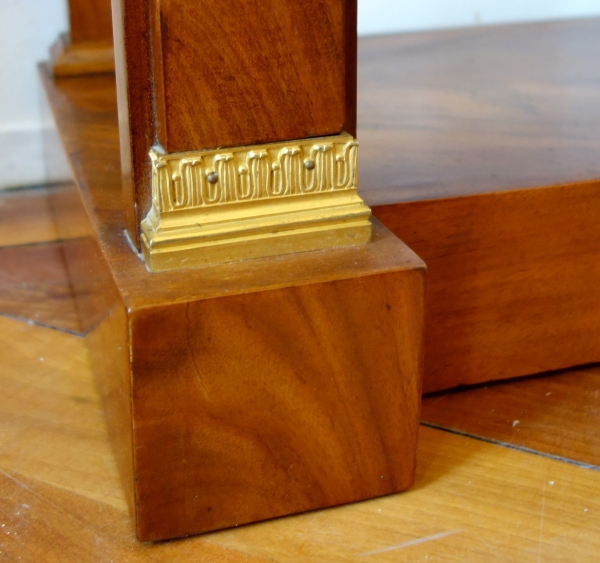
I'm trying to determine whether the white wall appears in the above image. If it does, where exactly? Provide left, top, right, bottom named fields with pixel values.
left=0, top=0, right=69, bottom=189
left=1, top=1, right=600, bottom=189
left=357, top=0, right=600, bottom=35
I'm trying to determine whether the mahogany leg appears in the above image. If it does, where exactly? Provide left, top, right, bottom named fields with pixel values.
left=41, top=0, right=426, bottom=541
left=50, top=0, right=114, bottom=76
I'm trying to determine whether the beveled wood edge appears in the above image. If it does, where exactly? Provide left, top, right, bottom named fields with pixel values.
left=50, top=33, right=115, bottom=77
left=40, top=64, right=425, bottom=312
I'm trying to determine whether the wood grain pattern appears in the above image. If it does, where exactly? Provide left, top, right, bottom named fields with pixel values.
left=0, top=243, right=80, bottom=334
left=47, top=182, right=96, bottom=243
left=111, top=0, right=155, bottom=245
left=2, top=313, right=600, bottom=559
left=50, top=35, right=115, bottom=77
left=0, top=472, right=271, bottom=563
left=48, top=183, right=119, bottom=334
left=68, top=0, right=113, bottom=44
left=422, top=364, right=600, bottom=468
left=131, top=267, right=424, bottom=540
left=50, top=0, right=114, bottom=76
left=358, top=17, right=600, bottom=391
left=24, top=16, right=600, bottom=553
left=0, top=185, right=87, bottom=334
left=152, top=0, right=355, bottom=153
left=42, top=17, right=600, bottom=392
left=113, top=0, right=357, bottom=246
left=0, top=316, right=123, bottom=511
left=374, top=182, right=600, bottom=392
left=43, top=60, right=426, bottom=540
left=41, top=64, right=420, bottom=311
left=358, top=18, right=600, bottom=206
left=48, top=17, right=600, bottom=238
left=213, top=425, right=600, bottom=562
left=54, top=196, right=426, bottom=541
left=0, top=187, right=58, bottom=247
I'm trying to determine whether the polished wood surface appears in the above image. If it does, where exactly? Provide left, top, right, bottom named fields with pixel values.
left=7, top=13, right=599, bottom=555
left=42, top=51, right=426, bottom=539
left=358, top=18, right=600, bottom=205
left=2, top=185, right=600, bottom=558
left=112, top=0, right=357, bottom=246
left=61, top=2, right=600, bottom=195
left=50, top=0, right=114, bottom=76
left=68, top=0, right=113, bottom=44
left=374, top=183, right=600, bottom=392
left=0, top=187, right=58, bottom=246
left=1, top=315, right=599, bottom=560
left=51, top=34, right=115, bottom=77
left=42, top=16, right=600, bottom=392
left=48, top=170, right=425, bottom=541
left=422, top=364, right=600, bottom=467
left=0, top=243, right=80, bottom=334
left=54, top=16, right=600, bottom=211
left=151, top=0, right=356, bottom=153
left=361, top=17, right=600, bottom=390
left=0, top=186, right=82, bottom=334
left=130, top=264, right=424, bottom=541
left=41, top=65, right=419, bottom=310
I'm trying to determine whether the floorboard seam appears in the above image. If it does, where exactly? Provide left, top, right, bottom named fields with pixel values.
left=0, top=312, right=84, bottom=338
left=0, top=236, right=88, bottom=251
left=0, top=182, right=69, bottom=194
left=420, top=421, right=600, bottom=472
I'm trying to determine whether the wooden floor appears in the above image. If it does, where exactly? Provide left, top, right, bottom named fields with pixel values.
left=1, top=184, right=599, bottom=560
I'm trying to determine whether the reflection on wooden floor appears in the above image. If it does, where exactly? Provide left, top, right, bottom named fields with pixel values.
left=1, top=185, right=599, bottom=561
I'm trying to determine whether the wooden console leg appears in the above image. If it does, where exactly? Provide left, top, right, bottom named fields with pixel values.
left=50, top=0, right=114, bottom=76
left=112, top=0, right=371, bottom=269
left=42, top=0, right=426, bottom=541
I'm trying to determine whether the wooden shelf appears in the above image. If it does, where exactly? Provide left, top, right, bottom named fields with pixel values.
left=44, top=18, right=600, bottom=210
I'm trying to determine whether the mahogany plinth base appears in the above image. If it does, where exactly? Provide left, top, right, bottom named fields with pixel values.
left=359, top=19, right=600, bottom=392
left=373, top=183, right=600, bottom=393
left=57, top=191, right=424, bottom=541
left=50, top=33, right=114, bottom=77
left=41, top=13, right=600, bottom=397
left=43, top=64, right=425, bottom=541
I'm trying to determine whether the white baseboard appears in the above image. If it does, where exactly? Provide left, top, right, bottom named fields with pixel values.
left=0, top=123, right=72, bottom=190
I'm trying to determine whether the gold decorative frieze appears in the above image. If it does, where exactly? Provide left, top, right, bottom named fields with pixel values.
left=149, top=134, right=358, bottom=211
left=141, top=133, right=372, bottom=272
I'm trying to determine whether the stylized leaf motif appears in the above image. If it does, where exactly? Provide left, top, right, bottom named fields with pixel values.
left=214, top=154, right=237, bottom=203
left=335, top=140, right=358, bottom=190
left=180, top=158, right=204, bottom=207
left=247, top=151, right=271, bottom=199
left=276, top=146, right=303, bottom=196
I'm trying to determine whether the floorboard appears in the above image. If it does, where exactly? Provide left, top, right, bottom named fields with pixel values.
left=0, top=242, right=80, bottom=334
left=422, top=366, right=600, bottom=469
left=0, top=187, right=58, bottom=247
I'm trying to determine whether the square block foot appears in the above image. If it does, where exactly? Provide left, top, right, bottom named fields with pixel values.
left=52, top=182, right=425, bottom=541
